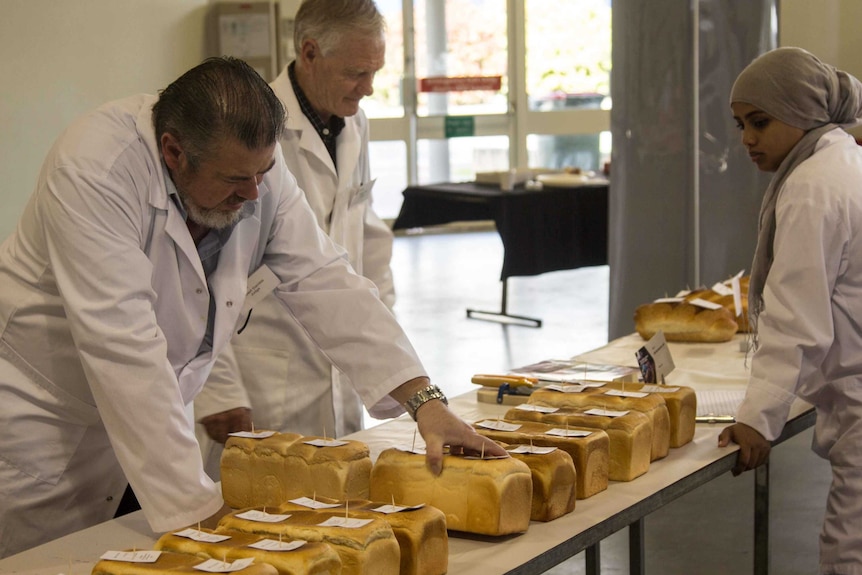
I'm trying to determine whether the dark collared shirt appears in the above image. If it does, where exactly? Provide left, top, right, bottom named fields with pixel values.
left=289, top=61, right=345, bottom=169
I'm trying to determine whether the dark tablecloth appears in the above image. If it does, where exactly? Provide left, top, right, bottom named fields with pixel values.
left=392, top=181, right=608, bottom=280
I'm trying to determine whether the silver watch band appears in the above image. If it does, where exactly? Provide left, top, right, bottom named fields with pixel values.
left=405, top=384, right=448, bottom=421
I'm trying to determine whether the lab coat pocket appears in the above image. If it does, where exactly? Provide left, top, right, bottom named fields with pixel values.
left=232, top=345, right=290, bottom=431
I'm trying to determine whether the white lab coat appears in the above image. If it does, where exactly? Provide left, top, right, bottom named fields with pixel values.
left=734, top=129, right=862, bottom=571
left=195, top=66, right=395, bottom=466
left=0, top=94, right=423, bottom=557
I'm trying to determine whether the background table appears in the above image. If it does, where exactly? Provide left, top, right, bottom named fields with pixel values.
left=393, top=181, right=609, bottom=326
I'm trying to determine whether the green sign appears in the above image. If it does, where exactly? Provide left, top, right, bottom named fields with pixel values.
left=444, top=115, right=475, bottom=138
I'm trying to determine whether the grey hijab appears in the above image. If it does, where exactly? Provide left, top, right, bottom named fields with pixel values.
left=730, top=47, right=862, bottom=346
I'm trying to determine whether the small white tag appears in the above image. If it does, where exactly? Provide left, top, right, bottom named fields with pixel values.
left=514, top=404, right=559, bottom=413
left=194, top=557, right=255, bottom=573
left=710, top=282, right=734, bottom=296
left=235, top=509, right=291, bottom=523
left=546, top=428, right=592, bottom=437
left=174, top=529, right=232, bottom=543
left=371, top=503, right=425, bottom=514
left=394, top=444, right=427, bottom=455
left=508, top=444, right=558, bottom=454
left=655, top=296, right=685, bottom=303
left=688, top=298, right=723, bottom=310
left=100, top=550, right=162, bottom=562
left=546, top=384, right=588, bottom=393
left=674, top=289, right=692, bottom=297
left=317, top=517, right=374, bottom=529
left=585, top=408, right=630, bottom=417
left=228, top=430, right=276, bottom=439
left=731, top=275, right=743, bottom=317
left=240, top=264, right=280, bottom=318
left=477, top=420, right=521, bottom=432
left=604, top=389, right=648, bottom=399
left=641, top=385, right=680, bottom=393
left=288, top=497, right=341, bottom=510
left=249, top=539, right=307, bottom=552
left=304, top=439, right=349, bottom=448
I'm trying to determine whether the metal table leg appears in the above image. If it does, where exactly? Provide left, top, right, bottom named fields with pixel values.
left=585, top=541, right=600, bottom=575
left=755, top=462, right=769, bottom=574
left=630, top=518, right=645, bottom=575
left=466, top=279, right=543, bottom=327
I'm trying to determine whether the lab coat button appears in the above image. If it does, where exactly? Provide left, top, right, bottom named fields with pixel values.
left=195, top=288, right=203, bottom=295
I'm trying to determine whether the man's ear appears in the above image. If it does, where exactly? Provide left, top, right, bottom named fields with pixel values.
left=160, top=132, right=184, bottom=171
left=299, top=38, right=320, bottom=65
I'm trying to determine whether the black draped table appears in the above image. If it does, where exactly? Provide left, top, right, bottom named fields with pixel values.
left=392, top=181, right=609, bottom=326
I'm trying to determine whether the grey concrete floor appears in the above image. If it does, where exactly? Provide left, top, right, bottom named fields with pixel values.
left=382, top=230, right=831, bottom=575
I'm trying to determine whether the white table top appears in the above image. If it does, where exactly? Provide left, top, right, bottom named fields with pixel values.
left=0, top=334, right=813, bottom=575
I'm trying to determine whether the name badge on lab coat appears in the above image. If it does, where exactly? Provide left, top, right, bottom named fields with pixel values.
left=239, top=264, right=279, bottom=319
left=348, top=178, right=376, bottom=208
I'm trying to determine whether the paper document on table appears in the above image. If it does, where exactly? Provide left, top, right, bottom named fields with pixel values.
left=695, top=389, right=746, bottom=422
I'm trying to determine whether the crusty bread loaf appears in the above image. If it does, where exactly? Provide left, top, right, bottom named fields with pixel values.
left=91, top=550, right=278, bottom=575
left=634, top=300, right=738, bottom=342
left=473, top=419, right=608, bottom=499
left=278, top=497, right=448, bottom=575
left=505, top=445, right=577, bottom=521
left=154, top=528, right=341, bottom=575
left=503, top=409, right=651, bottom=482
left=528, top=388, right=671, bottom=461
left=218, top=508, right=399, bottom=575
left=602, top=382, right=697, bottom=447
left=369, top=448, right=532, bottom=536
left=684, top=287, right=750, bottom=332
left=221, top=433, right=372, bottom=508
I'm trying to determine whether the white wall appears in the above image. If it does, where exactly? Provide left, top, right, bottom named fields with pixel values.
left=2, top=0, right=862, bottom=242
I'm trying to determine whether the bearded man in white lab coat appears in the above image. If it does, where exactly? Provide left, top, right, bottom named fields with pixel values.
left=195, top=0, right=397, bottom=469
left=0, top=56, right=504, bottom=558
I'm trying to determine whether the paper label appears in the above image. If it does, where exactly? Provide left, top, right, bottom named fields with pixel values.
left=604, top=389, right=648, bottom=399
left=546, top=384, right=588, bottom=393
left=585, top=408, right=630, bottom=418
left=304, top=439, right=349, bottom=448
left=394, top=444, right=427, bottom=455
left=235, top=509, right=291, bottom=523
left=228, top=430, right=276, bottom=439
left=546, top=428, right=592, bottom=437
left=288, top=497, right=342, bottom=510
left=508, top=445, right=558, bottom=454
left=674, top=289, right=692, bottom=297
left=174, top=529, right=232, bottom=543
left=194, top=557, right=255, bottom=573
left=477, top=420, right=521, bottom=432
left=100, top=550, right=162, bottom=562
left=317, top=517, right=374, bottom=529
left=249, top=539, right=307, bottom=552
left=514, top=403, right=559, bottom=413
left=240, top=264, right=280, bottom=318
left=731, top=275, right=742, bottom=317
left=641, top=385, right=680, bottom=393
left=370, top=503, right=426, bottom=514
left=688, top=298, right=723, bottom=310
left=654, top=296, right=685, bottom=303
left=637, top=331, right=675, bottom=384
left=710, top=282, right=734, bottom=296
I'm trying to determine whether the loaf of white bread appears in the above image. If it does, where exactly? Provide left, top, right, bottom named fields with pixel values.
left=503, top=408, right=652, bottom=482
left=91, top=550, right=278, bottom=575
left=221, top=432, right=372, bottom=509
left=218, top=507, right=400, bottom=575
left=370, top=448, right=532, bottom=536
left=528, top=387, right=670, bottom=461
left=503, top=444, right=577, bottom=521
left=473, top=418, right=608, bottom=499
left=278, top=497, right=448, bottom=575
left=634, top=300, right=738, bottom=343
left=154, top=527, right=341, bottom=575
left=601, top=382, right=697, bottom=448
left=683, top=276, right=750, bottom=332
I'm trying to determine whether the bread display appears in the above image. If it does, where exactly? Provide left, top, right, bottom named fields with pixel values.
left=154, top=528, right=341, bottom=575
left=602, top=382, right=697, bottom=448
left=278, top=497, right=448, bottom=575
left=369, top=448, right=532, bottom=536
left=472, top=418, right=608, bottom=499
left=683, top=280, right=750, bottom=332
left=504, top=445, right=577, bottom=521
left=221, top=432, right=372, bottom=509
left=503, top=408, right=651, bottom=482
left=218, top=508, right=400, bottom=575
left=634, top=300, right=739, bottom=343
left=527, top=387, right=671, bottom=461
left=91, top=550, right=278, bottom=575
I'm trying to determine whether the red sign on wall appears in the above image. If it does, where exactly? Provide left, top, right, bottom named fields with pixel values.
left=418, top=76, right=503, bottom=93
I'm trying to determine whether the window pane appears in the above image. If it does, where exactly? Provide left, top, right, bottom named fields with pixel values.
left=366, top=0, right=406, bottom=118
left=418, top=136, right=509, bottom=184
left=369, top=140, right=408, bottom=220
left=414, top=0, right=508, bottom=117
left=528, top=131, right=611, bottom=173
left=525, top=0, right=612, bottom=107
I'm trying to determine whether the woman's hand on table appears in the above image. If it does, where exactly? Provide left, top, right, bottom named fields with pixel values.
left=415, top=399, right=508, bottom=475
left=718, top=422, right=771, bottom=476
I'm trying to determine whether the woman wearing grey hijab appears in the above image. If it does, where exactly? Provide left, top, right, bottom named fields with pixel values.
left=718, top=47, right=862, bottom=573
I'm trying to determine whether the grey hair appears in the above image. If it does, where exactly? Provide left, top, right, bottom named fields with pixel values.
left=293, top=0, right=386, bottom=57
left=152, top=57, right=285, bottom=168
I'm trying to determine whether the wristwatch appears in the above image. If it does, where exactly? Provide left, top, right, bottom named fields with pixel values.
left=404, top=384, right=448, bottom=421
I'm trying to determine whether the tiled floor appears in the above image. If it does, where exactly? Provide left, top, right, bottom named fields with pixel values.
left=383, top=230, right=831, bottom=574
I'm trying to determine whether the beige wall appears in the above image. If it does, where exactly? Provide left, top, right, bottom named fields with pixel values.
left=1, top=0, right=861, bottom=241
